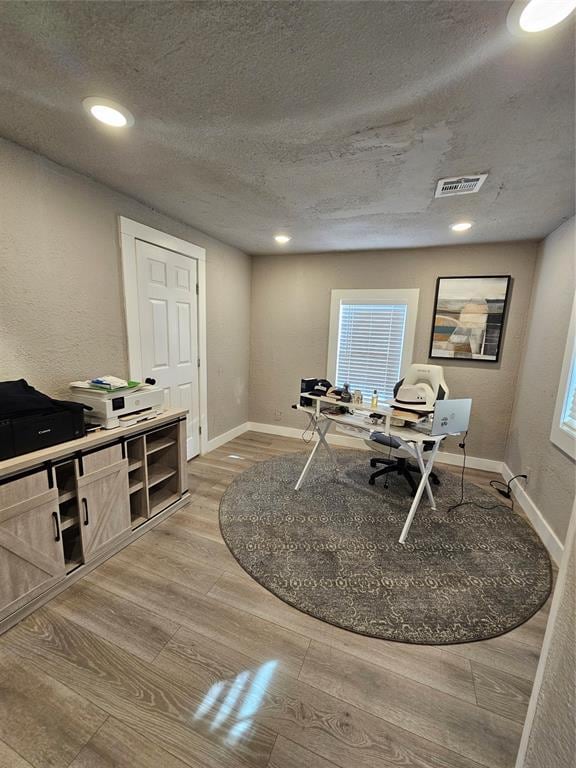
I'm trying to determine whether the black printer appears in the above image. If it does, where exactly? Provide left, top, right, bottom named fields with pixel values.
left=0, top=379, right=87, bottom=460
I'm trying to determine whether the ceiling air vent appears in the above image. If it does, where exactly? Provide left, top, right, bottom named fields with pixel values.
left=434, top=174, right=488, bottom=198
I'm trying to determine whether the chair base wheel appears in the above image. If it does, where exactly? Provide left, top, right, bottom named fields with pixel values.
left=368, top=477, right=375, bottom=485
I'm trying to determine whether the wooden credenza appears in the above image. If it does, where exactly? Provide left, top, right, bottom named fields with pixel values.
left=0, top=409, right=189, bottom=634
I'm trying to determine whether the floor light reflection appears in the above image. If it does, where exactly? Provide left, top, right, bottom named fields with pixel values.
left=193, top=680, right=225, bottom=720
left=210, top=670, right=250, bottom=730
left=193, top=660, right=278, bottom=746
left=237, top=660, right=277, bottom=719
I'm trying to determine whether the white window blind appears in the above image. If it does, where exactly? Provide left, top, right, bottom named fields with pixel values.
left=335, top=302, right=408, bottom=401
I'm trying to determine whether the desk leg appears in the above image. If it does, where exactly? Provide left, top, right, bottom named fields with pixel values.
left=415, top=450, right=436, bottom=511
left=294, top=420, right=336, bottom=490
left=398, top=442, right=441, bottom=544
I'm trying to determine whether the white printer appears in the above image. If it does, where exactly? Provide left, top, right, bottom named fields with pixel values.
left=68, top=383, right=164, bottom=429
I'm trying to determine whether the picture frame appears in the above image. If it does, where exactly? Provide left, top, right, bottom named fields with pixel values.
left=429, top=275, right=512, bottom=362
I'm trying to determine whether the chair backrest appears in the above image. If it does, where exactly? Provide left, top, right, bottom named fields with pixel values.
left=398, top=364, right=449, bottom=401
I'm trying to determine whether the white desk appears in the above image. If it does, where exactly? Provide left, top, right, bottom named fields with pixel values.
left=295, top=394, right=448, bottom=543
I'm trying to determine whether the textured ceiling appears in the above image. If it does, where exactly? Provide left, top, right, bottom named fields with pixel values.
left=0, top=1, right=573, bottom=254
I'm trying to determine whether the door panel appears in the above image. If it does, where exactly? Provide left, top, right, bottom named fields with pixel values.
left=77, top=460, right=130, bottom=562
left=136, top=240, right=200, bottom=458
left=81, top=444, right=123, bottom=475
left=0, top=477, right=65, bottom=619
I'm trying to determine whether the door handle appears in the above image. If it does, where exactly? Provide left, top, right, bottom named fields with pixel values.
left=52, top=511, right=61, bottom=542
left=82, top=497, right=89, bottom=526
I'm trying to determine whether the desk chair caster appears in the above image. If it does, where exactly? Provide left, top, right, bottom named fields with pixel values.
left=368, top=456, right=440, bottom=495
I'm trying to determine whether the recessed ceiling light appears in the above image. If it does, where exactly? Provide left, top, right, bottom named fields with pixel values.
left=450, top=222, right=473, bottom=232
left=274, top=235, right=291, bottom=244
left=83, top=97, right=134, bottom=127
left=508, top=0, right=576, bottom=34
left=520, top=0, right=576, bottom=31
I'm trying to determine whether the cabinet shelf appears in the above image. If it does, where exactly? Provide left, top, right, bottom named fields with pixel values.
left=129, top=479, right=144, bottom=495
left=65, top=558, right=82, bottom=574
left=149, top=487, right=180, bottom=517
left=58, top=489, right=77, bottom=504
left=60, top=515, right=78, bottom=532
left=147, top=466, right=177, bottom=489
left=129, top=459, right=143, bottom=472
left=146, top=436, right=176, bottom=456
left=59, top=497, right=79, bottom=532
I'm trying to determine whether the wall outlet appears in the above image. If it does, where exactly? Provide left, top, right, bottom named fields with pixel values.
left=273, top=409, right=283, bottom=422
left=524, top=467, right=531, bottom=486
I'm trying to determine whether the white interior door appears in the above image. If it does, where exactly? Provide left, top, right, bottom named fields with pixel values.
left=135, top=240, right=200, bottom=458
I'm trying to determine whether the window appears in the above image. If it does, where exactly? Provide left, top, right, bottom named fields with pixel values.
left=327, top=289, right=419, bottom=402
left=551, top=295, right=576, bottom=460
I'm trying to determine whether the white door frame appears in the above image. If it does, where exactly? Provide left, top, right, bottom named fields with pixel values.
left=118, top=216, right=208, bottom=455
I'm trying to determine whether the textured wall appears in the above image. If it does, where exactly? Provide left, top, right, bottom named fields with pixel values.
left=506, top=218, right=576, bottom=543
left=0, top=138, right=251, bottom=441
left=519, top=503, right=575, bottom=768
left=249, top=243, right=537, bottom=460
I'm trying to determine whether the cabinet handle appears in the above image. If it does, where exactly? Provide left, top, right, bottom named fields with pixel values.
left=82, top=497, right=89, bottom=526
left=52, top=511, right=61, bottom=542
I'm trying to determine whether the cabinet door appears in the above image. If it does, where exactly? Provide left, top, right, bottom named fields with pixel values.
left=0, top=472, right=65, bottom=619
left=77, top=458, right=130, bottom=561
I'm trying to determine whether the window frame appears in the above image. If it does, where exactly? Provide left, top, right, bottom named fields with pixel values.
left=326, top=288, right=420, bottom=398
left=550, top=294, right=576, bottom=460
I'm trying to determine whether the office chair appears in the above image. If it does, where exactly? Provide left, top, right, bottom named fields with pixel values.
left=366, top=363, right=448, bottom=494
left=367, top=434, right=440, bottom=495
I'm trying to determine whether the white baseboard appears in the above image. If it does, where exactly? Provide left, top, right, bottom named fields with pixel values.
left=245, top=422, right=502, bottom=472
left=204, top=421, right=250, bottom=453
left=246, top=421, right=303, bottom=440
left=502, top=463, right=563, bottom=565
left=205, top=421, right=561, bottom=564
left=436, top=450, right=502, bottom=474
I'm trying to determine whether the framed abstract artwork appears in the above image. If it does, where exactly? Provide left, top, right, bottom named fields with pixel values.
left=429, top=275, right=511, bottom=362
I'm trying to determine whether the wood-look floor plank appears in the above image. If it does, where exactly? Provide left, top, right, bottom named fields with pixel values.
left=187, top=463, right=239, bottom=485
left=131, top=521, right=240, bottom=574
left=498, top=604, right=550, bottom=650
left=3, top=609, right=277, bottom=768
left=208, top=570, right=477, bottom=704
left=0, top=644, right=107, bottom=768
left=267, top=736, right=338, bottom=768
left=111, top=534, right=224, bottom=592
left=0, top=740, right=35, bottom=768
left=171, top=504, right=223, bottom=542
left=156, top=624, right=487, bottom=768
left=83, top=557, right=310, bottom=677
left=49, top=580, right=180, bottom=662
left=69, top=716, right=192, bottom=768
left=154, top=625, right=280, bottom=693
left=299, top=641, right=521, bottom=768
left=471, top=662, right=533, bottom=725
left=441, top=634, right=541, bottom=681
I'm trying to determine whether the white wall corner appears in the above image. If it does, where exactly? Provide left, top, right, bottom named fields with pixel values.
left=502, top=464, right=564, bottom=565
left=203, top=421, right=251, bottom=454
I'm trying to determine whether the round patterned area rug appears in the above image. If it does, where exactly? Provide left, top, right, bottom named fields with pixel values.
left=219, top=450, right=552, bottom=644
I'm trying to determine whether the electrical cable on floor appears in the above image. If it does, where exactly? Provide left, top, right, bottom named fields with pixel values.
left=446, top=431, right=527, bottom=514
